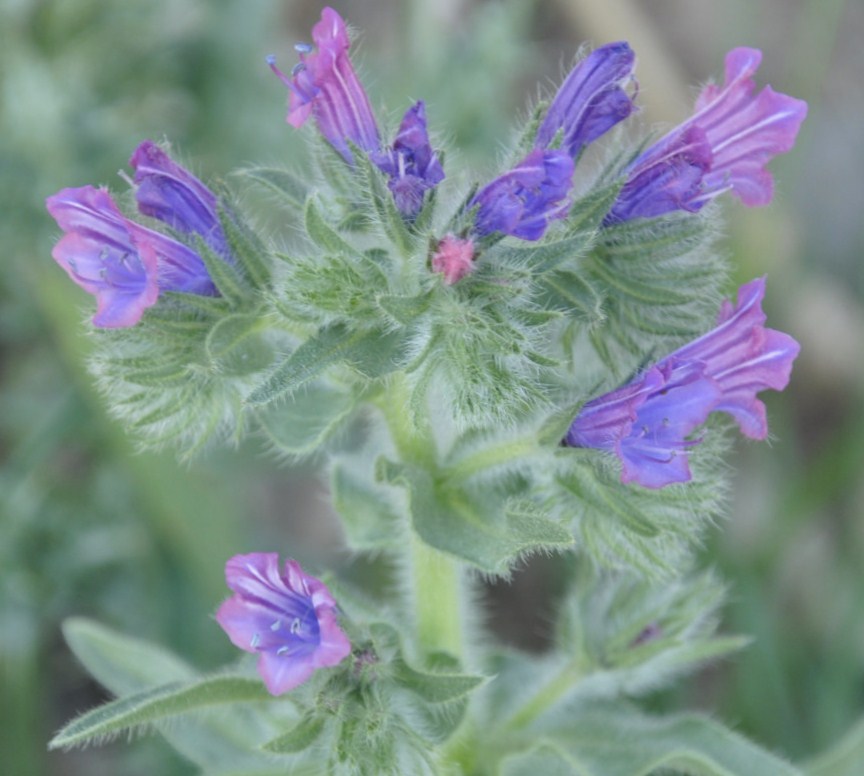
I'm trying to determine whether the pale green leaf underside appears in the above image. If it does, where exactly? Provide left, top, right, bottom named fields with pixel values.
left=50, top=675, right=272, bottom=750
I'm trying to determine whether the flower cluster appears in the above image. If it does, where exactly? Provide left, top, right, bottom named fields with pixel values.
left=44, top=6, right=808, bottom=696
left=564, top=278, right=800, bottom=488
left=45, top=141, right=230, bottom=327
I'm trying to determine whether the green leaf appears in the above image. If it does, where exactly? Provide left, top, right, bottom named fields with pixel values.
left=356, top=151, right=416, bottom=258
left=196, top=237, right=251, bottom=306
left=49, top=675, right=272, bottom=749
left=566, top=181, right=623, bottom=233
left=535, top=704, right=803, bottom=776
left=805, top=717, right=864, bottom=776
left=60, top=626, right=287, bottom=773
left=392, top=659, right=485, bottom=704
left=501, top=743, right=589, bottom=776
left=239, top=166, right=309, bottom=209
left=491, top=232, right=594, bottom=276
left=304, top=197, right=362, bottom=258
left=330, top=460, right=402, bottom=549
left=246, top=323, right=396, bottom=405
left=540, top=270, right=605, bottom=322
left=377, top=290, right=433, bottom=326
left=376, top=459, right=573, bottom=574
left=262, top=714, right=326, bottom=754
left=556, top=466, right=660, bottom=539
left=62, top=618, right=195, bottom=696
left=257, top=382, right=356, bottom=456
left=206, top=313, right=274, bottom=376
left=219, top=203, right=274, bottom=291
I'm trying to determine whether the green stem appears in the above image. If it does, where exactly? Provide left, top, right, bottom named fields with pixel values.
left=411, top=534, right=463, bottom=657
left=502, top=658, right=584, bottom=732
left=374, top=374, right=464, bottom=659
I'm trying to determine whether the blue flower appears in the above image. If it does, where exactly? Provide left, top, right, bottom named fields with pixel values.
left=535, top=41, right=637, bottom=159
left=470, top=149, right=574, bottom=241
left=370, top=101, right=445, bottom=216
left=565, top=278, right=800, bottom=487
left=130, top=140, right=231, bottom=260
left=46, top=185, right=217, bottom=328
left=216, top=553, right=351, bottom=695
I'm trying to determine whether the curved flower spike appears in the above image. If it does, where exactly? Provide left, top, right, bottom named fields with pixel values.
left=535, top=41, right=637, bottom=159
left=46, top=186, right=216, bottom=328
left=370, top=101, right=445, bottom=216
left=216, top=553, right=351, bottom=695
left=129, top=140, right=231, bottom=260
left=471, top=149, right=575, bottom=241
left=564, top=278, right=800, bottom=488
left=268, top=7, right=380, bottom=163
left=606, top=47, right=807, bottom=222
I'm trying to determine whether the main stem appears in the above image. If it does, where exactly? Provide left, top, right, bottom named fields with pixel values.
left=375, top=373, right=464, bottom=659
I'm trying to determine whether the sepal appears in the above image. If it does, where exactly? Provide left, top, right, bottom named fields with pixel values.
left=246, top=323, right=412, bottom=407
left=236, top=165, right=309, bottom=209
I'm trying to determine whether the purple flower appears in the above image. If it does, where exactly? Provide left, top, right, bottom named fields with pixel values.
left=216, top=553, right=351, bottom=696
left=606, top=47, right=807, bottom=222
left=268, top=7, right=380, bottom=163
left=129, top=140, right=230, bottom=259
left=535, top=42, right=637, bottom=159
left=46, top=186, right=217, bottom=328
left=564, top=278, right=799, bottom=488
left=370, top=101, right=445, bottom=216
left=470, top=149, right=575, bottom=241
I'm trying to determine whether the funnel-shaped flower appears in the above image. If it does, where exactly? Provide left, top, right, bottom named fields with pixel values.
left=370, top=101, right=445, bottom=216
left=606, top=47, right=807, bottom=222
left=535, top=41, right=637, bottom=159
left=216, top=553, right=351, bottom=695
left=471, top=149, right=574, bottom=241
left=129, top=140, right=230, bottom=259
left=268, top=7, right=380, bottom=163
left=46, top=186, right=217, bottom=328
left=564, top=278, right=799, bottom=487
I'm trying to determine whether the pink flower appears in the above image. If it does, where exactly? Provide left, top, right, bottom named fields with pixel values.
left=431, top=234, right=476, bottom=285
left=268, top=7, right=380, bottom=163
left=565, top=278, right=799, bottom=488
left=606, top=47, right=807, bottom=222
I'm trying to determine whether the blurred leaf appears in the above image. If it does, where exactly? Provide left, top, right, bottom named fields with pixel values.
left=804, top=717, right=864, bottom=776
left=508, top=703, right=802, bottom=776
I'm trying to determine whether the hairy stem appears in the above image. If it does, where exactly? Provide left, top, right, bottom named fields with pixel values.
left=374, top=373, right=464, bottom=659
left=502, top=658, right=585, bottom=731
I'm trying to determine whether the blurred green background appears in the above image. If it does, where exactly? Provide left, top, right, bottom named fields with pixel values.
left=1, top=0, right=862, bottom=773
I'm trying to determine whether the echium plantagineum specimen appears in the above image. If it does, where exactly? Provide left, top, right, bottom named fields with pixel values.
left=606, top=47, right=807, bottom=222
left=45, top=141, right=232, bottom=328
left=564, top=278, right=800, bottom=488
left=216, top=553, right=351, bottom=695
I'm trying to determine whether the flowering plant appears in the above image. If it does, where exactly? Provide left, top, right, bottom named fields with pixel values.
left=46, top=7, right=810, bottom=774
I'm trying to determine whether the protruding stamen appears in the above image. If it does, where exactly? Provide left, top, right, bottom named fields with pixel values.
left=294, top=42, right=313, bottom=53
left=266, top=55, right=292, bottom=87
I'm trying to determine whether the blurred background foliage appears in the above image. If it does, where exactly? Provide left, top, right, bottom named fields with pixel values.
left=0, top=0, right=861, bottom=773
